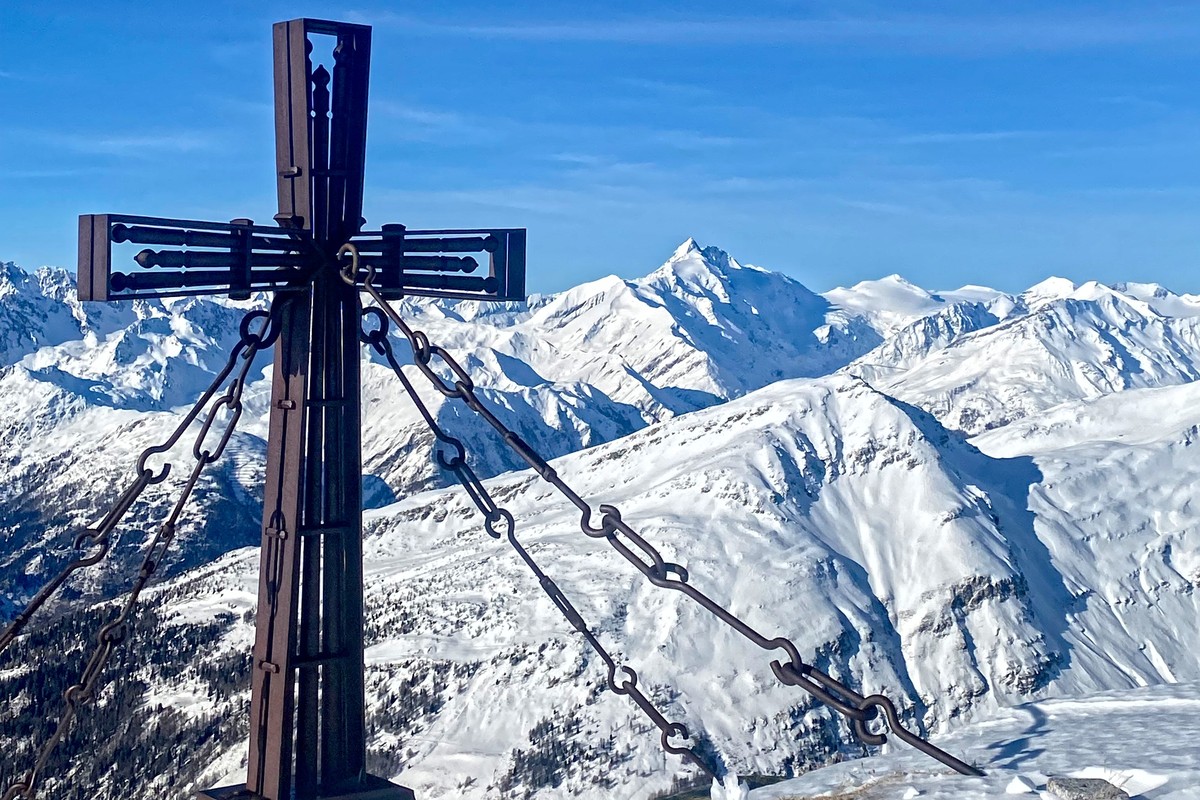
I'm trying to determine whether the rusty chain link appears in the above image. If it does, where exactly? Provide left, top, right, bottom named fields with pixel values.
left=343, top=248, right=982, bottom=777
left=1, top=305, right=279, bottom=800
left=359, top=306, right=719, bottom=780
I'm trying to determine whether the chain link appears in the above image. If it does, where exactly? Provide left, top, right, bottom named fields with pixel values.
left=1, top=305, right=279, bottom=800
left=346, top=256, right=982, bottom=777
left=360, top=306, right=719, bottom=780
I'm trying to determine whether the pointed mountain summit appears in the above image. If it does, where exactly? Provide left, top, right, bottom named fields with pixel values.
left=529, top=239, right=879, bottom=408
left=637, top=239, right=881, bottom=392
left=649, top=238, right=745, bottom=301
left=670, top=236, right=703, bottom=259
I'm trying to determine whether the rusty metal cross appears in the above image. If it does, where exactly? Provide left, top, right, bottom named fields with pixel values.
left=78, top=18, right=525, bottom=800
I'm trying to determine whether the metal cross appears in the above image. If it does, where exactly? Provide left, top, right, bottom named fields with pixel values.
left=77, top=18, right=525, bottom=800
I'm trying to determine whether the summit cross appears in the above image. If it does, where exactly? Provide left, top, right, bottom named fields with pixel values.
left=77, top=18, right=525, bottom=800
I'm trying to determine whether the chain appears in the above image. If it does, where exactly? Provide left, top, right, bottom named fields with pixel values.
left=359, top=305, right=719, bottom=781
left=1, top=306, right=279, bottom=800
left=0, top=308, right=280, bottom=658
left=341, top=247, right=982, bottom=777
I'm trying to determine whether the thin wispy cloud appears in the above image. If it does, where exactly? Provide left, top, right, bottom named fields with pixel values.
left=701, top=176, right=816, bottom=193
left=547, top=152, right=654, bottom=170
left=40, top=130, right=218, bottom=157
left=835, top=198, right=920, bottom=217
left=1071, top=185, right=1200, bottom=200
left=1096, top=95, right=1173, bottom=112
left=373, top=101, right=469, bottom=129
left=364, top=8, right=1200, bottom=53
left=1042, top=130, right=1200, bottom=160
left=374, top=184, right=646, bottom=217
left=367, top=94, right=759, bottom=154
left=894, top=130, right=1053, bottom=145
left=650, top=130, right=749, bottom=149
left=618, top=77, right=716, bottom=99
left=548, top=153, right=609, bottom=166
left=368, top=100, right=494, bottom=146
left=204, top=95, right=273, bottom=118
left=0, top=167, right=109, bottom=179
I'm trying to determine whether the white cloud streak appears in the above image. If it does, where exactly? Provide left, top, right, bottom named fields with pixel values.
left=894, top=130, right=1054, bottom=145
left=362, top=8, right=1200, bottom=53
left=40, top=131, right=217, bottom=157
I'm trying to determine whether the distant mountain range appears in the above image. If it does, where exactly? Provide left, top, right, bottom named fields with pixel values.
left=1, top=241, right=1198, bottom=799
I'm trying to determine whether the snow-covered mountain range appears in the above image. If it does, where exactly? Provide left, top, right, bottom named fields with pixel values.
left=1, top=241, right=1199, bottom=799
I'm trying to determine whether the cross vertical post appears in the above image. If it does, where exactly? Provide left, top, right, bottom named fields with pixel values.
left=209, top=19, right=405, bottom=800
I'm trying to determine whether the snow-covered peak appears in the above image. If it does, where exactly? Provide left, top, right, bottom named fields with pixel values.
left=835, top=273, right=932, bottom=301
left=1115, top=280, right=1172, bottom=301
left=0, top=261, right=88, bottom=366
left=823, top=274, right=943, bottom=337
left=1020, top=275, right=1079, bottom=308
left=936, top=284, right=1007, bottom=304
left=0, top=260, right=22, bottom=289
left=1114, top=280, right=1200, bottom=318
left=671, top=237, right=704, bottom=260
left=1011, top=277, right=1200, bottom=320
left=520, top=241, right=878, bottom=405
left=697, top=244, right=739, bottom=272
left=649, top=239, right=745, bottom=299
left=33, top=265, right=75, bottom=300
left=857, top=282, right=1200, bottom=433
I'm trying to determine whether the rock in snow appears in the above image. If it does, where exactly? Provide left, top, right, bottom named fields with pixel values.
left=2, top=243, right=1200, bottom=799
left=1045, top=776, right=1128, bottom=800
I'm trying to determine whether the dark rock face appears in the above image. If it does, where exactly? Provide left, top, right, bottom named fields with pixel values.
left=1047, top=776, right=1130, bottom=800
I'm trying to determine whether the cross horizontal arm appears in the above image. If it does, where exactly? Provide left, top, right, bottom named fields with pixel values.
left=348, top=225, right=526, bottom=302
left=80, top=215, right=527, bottom=305
left=79, top=214, right=314, bottom=301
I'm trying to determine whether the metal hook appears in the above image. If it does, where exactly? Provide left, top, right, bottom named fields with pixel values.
left=337, top=242, right=375, bottom=288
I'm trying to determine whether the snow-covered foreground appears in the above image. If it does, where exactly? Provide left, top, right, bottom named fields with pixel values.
left=751, top=682, right=1198, bottom=799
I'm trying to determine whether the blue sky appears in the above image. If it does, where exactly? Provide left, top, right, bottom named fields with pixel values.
left=4, top=1, right=1200, bottom=295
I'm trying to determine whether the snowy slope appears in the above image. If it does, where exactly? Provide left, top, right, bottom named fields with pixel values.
left=967, top=383, right=1200, bottom=693
left=4, top=248, right=1200, bottom=800
left=751, top=681, right=1199, bottom=799
left=8, top=372, right=1200, bottom=799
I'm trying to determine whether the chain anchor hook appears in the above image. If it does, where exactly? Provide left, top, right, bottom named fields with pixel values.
left=338, top=242, right=375, bottom=288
